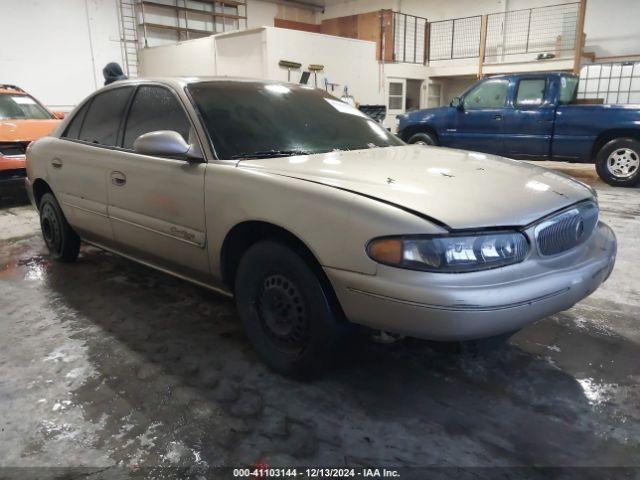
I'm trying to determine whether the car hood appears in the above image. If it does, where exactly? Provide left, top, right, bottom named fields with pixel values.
left=0, top=119, right=60, bottom=143
left=237, top=145, right=594, bottom=229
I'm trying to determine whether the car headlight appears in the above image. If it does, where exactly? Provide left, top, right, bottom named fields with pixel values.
left=367, top=232, right=529, bottom=273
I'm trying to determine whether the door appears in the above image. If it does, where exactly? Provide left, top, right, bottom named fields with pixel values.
left=106, top=85, right=209, bottom=278
left=387, top=78, right=406, bottom=131
left=448, top=78, right=509, bottom=155
left=51, top=86, right=135, bottom=244
left=503, top=77, right=555, bottom=158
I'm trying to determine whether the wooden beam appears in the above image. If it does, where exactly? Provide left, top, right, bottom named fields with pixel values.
left=573, top=0, right=587, bottom=74
left=142, top=22, right=215, bottom=36
left=141, top=1, right=244, bottom=19
left=478, top=14, right=488, bottom=79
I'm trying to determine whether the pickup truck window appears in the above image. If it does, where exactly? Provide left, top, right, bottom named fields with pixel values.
left=464, top=79, right=509, bottom=109
left=559, top=76, right=579, bottom=104
left=516, top=79, right=546, bottom=106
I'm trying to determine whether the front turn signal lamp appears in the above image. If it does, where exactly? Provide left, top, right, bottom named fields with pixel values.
left=367, top=232, right=529, bottom=273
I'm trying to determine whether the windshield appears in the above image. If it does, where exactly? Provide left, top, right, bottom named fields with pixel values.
left=188, top=81, right=403, bottom=159
left=0, top=94, right=53, bottom=120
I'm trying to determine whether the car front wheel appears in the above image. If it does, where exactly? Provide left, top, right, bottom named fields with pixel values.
left=234, top=240, right=349, bottom=378
left=407, top=132, right=438, bottom=146
left=595, top=138, right=640, bottom=187
left=39, top=192, right=81, bottom=262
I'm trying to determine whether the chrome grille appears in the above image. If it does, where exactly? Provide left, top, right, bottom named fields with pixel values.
left=535, top=201, right=599, bottom=256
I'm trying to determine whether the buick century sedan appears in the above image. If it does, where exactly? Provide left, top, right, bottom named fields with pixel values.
left=26, top=78, right=617, bottom=376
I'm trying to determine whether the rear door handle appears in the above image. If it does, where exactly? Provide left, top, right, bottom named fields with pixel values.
left=494, top=114, right=503, bottom=121
left=111, top=171, right=126, bottom=186
left=51, top=158, right=63, bottom=169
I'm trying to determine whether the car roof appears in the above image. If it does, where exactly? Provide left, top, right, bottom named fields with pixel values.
left=486, top=72, right=577, bottom=80
left=102, top=76, right=302, bottom=91
left=0, top=84, right=27, bottom=95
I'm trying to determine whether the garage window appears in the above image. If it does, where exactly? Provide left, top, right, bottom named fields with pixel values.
left=122, top=86, right=191, bottom=150
left=516, top=79, right=547, bottom=106
left=388, top=82, right=404, bottom=110
left=78, top=87, right=134, bottom=146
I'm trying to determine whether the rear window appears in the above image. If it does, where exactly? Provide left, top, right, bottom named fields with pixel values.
left=63, top=101, right=91, bottom=140
left=559, top=76, right=579, bottom=104
left=0, top=94, right=52, bottom=120
left=78, top=87, right=134, bottom=146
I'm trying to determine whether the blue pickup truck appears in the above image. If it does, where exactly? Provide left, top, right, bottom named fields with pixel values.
left=397, top=72, right=640, bottom=187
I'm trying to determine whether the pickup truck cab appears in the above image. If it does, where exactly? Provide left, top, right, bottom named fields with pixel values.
left=397, top=73, right=640, bottom=187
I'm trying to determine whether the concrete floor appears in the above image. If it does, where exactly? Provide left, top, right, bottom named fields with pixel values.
left=0, top=162, right=639, bottom=476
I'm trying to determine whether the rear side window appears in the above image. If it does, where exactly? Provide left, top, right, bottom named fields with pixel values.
left=464, top=79, right=509, bottom=109
left=78, top=87, right=134, bottom=146
left=63, top=101, right=90, bottom=140
left=516, top=79, right=546, bottom=106
left=123, top=86, right=190, bottom=150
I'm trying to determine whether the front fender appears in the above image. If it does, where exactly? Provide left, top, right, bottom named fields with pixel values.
left=204, top=163, right=446, bottom=282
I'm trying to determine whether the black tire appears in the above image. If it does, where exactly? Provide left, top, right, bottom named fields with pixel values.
left=407, top=132, right=438, bottom=146
left=595, top=138, right=640, bottom=187
left=39, top=193, right=80, bottom=262
left=234, top=240, right=349, bottom=378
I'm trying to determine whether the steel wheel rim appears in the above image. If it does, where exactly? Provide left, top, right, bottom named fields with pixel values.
left=256, top=274, right=309, bottom=353
left=41, top=204, right=62, bottom=254
left=606, top=148, right=639, bottom=178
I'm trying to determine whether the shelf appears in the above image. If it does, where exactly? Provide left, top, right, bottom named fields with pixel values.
left=141, top=1, right=246, bottom=20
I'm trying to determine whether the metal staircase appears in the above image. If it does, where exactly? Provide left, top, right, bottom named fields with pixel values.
left=118, top=0, right=139, bottom=78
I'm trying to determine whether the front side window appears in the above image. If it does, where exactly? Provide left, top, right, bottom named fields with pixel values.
left=188, top=82, right=404, bottom=160
left=0, top=94, right=52, bottom=120
left=123, top=86, right=191, bottom=150
left=516, top=79, right=546, bottom=106
left=464, top=79, right=509, bottom=109
left=78, top=87, right=134, bottom=146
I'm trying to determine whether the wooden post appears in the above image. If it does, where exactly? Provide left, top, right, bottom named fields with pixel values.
left=573, top=0, right=587, bottom=74
left=478, top=14, right=488, bottom=79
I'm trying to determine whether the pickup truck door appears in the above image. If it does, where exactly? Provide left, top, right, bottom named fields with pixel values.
left=503, top=77, right=555, bottom=158
left=106, top=85, right=210, bottom=280
left=448, top=78, right=509, bottom=155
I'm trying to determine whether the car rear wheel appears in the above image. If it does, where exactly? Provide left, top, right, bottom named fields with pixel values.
left=595, top=138, right=640, bottom=187
left=39, top=193, right=80, bottom=262
left=407, top=132, right=438, bottom=146
left=234, top=240, right=349, bottom=378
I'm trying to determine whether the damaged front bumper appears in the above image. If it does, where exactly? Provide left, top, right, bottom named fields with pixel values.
left=326, top=221, right=617, bottom=341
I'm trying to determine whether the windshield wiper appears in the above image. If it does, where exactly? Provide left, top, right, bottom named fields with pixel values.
left=232, top=149, right=313, bottom=160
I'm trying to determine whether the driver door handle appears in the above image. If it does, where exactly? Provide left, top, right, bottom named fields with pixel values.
left=494, top=114, right=503, bottom=121
left=111, top=171, right=126, bottom=186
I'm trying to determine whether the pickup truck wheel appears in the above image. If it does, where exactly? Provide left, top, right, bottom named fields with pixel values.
left=234, top=240, right=348, bottom=378
left=39, top=193, right=80, bottom=262
left=407, top=132, right=437, bottom=146
left=595, top=138, right=640, bottom=187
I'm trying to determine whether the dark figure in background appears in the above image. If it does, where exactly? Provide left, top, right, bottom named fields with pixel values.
left=103, top=62, right=127, bottom=86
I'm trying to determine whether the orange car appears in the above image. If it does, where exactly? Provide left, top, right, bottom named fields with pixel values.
left=1, top=84, right=62, bottom=199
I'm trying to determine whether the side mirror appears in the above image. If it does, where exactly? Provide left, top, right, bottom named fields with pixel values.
left=52, top=111, right=66, bottom=120
left=450, top=97, right=464, bottom=110
left=133, top=130, right=203, bottom=161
